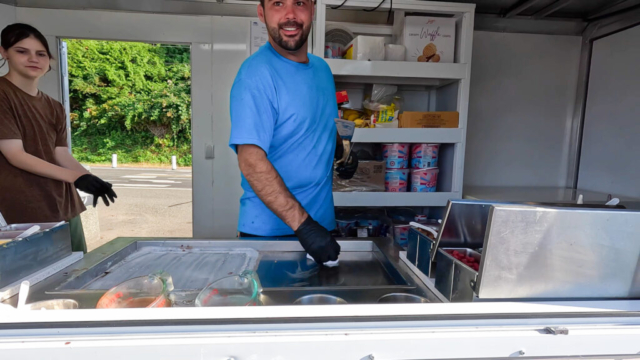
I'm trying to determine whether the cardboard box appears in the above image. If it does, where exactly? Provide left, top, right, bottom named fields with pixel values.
left=399, top=111, right=459, bottom=128
left=334, top=161, right=386, bottom=192
left=402, top=16, right=456, bottom=63
left=343, top=36, right=385, bottom=61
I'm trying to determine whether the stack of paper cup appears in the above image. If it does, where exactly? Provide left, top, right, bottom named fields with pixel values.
left=383, top=143, right=410, bottom=192
left=411, top=144, right=440, bottom=192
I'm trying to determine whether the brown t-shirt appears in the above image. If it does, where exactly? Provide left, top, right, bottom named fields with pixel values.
left=0, top=77, right=85, bottom=224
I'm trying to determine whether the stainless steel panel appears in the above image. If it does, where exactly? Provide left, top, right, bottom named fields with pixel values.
left=416, top=234, right=436, bottom=277
left=0, top=224, right=72, bottom=289
left=477, top=205, right=640, bottom=299
left=406, top=229, right=419, bottom=265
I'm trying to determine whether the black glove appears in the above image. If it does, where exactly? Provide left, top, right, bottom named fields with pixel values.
left=335, top=138, right=344, bottom=161
left=336, top=151, right=358, bottom=180
left=295, top=216, right=341, bottom=264
left=74, top=174, right=118, bottom=207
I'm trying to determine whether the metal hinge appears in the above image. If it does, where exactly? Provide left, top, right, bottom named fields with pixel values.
left=205, top=144, right=214, bottom=159
left=545, top=326, right=569, bottom=335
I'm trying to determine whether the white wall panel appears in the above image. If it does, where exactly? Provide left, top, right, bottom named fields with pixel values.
left=209, top=16, right=254, bottom=238
left=464, top=31, right=581, bottom=188
left=578, top=25, right=640, bottom=198
left=0, top=3, right=16, bottom=77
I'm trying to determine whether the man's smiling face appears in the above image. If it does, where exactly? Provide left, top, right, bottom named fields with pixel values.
left=258, top=0, right=314, bottom=52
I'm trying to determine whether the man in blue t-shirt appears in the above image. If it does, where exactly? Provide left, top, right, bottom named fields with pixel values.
left=229, top=0, right=356, bottom=264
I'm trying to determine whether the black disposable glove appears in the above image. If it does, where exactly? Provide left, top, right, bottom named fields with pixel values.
left=336, top=151, right=358, bottom=180
left=74, top=174, right=118, bottom=207
left=295, top=216, right=341, bottom=264
left=335, top=139, right=344, bottom=161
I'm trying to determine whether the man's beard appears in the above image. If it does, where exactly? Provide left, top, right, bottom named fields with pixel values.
left=266, top=19, right=311, bottom=52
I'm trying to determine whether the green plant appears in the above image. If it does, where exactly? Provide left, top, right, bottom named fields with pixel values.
left=66, top=39, right=192, bottom=166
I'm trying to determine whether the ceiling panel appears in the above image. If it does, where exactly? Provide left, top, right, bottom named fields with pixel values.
left=9, top=0, right=638, bottom=19
left=439, top=0, right=630, bottom=18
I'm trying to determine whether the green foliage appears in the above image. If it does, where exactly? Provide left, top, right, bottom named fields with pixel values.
left=66, top=39, right=192, bottom=166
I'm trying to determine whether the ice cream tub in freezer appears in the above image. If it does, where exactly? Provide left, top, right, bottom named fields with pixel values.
left=382, top=143, right=410, bottom=169
left=385, top=169, right=410, bottom=192
left=411, top=168, right=439, bottom=192
left=411, top=144, right=440, bottom=169
left=336, top=219, right=357, bottom=237
left=393, top=224, right=411, bottom=248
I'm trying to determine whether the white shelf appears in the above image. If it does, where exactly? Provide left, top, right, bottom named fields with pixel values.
left=326, top=59, right=468, bottom=86
left=351, top=128, right=463, bottom=144
left=333, top=192, right=460, bottom=207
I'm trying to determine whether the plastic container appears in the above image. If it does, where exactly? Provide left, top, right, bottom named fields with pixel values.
left=394, top=224, right=411, bottom=247
left=414, top=214, right=428, bottom=223
left=356, top=219, right=381, bottom=237
left=96, top=272, right=174, bottom=309
left=336, top=219, right=357, bottom=237
left=195, top=270, right=262, bottom=307
left=382, top=143, right=410, bottom=169
left=411, top=168, right=439, bottom=192
left=411, top=144, right=440, bottom=169
left=324, top=42, right=344, bottom=59
left=385, top=169, right=410, bottom=192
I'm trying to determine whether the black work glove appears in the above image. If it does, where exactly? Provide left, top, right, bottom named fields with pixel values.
left=336, top=151, right=358, bottom=180
left=335, top=138, right=344, bottom=161
left=295, top=216, right=341, bottom=264
left=74, top=174, right=118, bottom=207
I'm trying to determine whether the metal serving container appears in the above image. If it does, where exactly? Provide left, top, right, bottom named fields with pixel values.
left=293, top=294, right=347, bottom=305
left=431, top=201, right=640, bottom=302
left=407, top=228, right=437, bottom=277
left=26, top=299, right=79, bottom=310
left=407, top=199, right=493, bottom=279
left=377, top=293, right=429, bottom=303
left=435, top=248, right=481, bottom=302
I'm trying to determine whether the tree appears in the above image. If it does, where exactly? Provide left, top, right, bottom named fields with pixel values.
left=66, top=39, right=192, bottom=166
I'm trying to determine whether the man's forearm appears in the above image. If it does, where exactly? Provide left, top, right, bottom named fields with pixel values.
left=237, top=145, right=307, bottom=231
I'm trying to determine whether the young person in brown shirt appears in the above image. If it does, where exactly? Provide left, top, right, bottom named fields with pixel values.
left=0, top=23, right=117, bottom=253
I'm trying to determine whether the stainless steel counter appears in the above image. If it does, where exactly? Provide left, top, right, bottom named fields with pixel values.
left=5, top=237, right=441, bottom=308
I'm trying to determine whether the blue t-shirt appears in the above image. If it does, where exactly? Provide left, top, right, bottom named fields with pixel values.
left=229, top=43, right=337, bottom=236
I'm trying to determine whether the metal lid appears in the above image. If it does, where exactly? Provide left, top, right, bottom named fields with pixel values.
left=429, top=199, right=626, bottom=262
left=430, top=200, right=497, bottom=262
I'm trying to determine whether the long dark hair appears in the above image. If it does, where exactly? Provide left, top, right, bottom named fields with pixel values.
left=0, top=23, right=53, bottom=69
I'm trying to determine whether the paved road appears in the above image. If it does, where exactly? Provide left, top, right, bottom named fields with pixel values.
left=92, top=167, right=192, bottom=190
left=87, top=167, right=193, bottom=251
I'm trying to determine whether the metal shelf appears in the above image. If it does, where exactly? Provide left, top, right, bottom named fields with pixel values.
left=333, top=192, right=460, bottom=207
left=351, top=128, right=463, bottom=144
left=326, top=59, right=468, bottom=86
